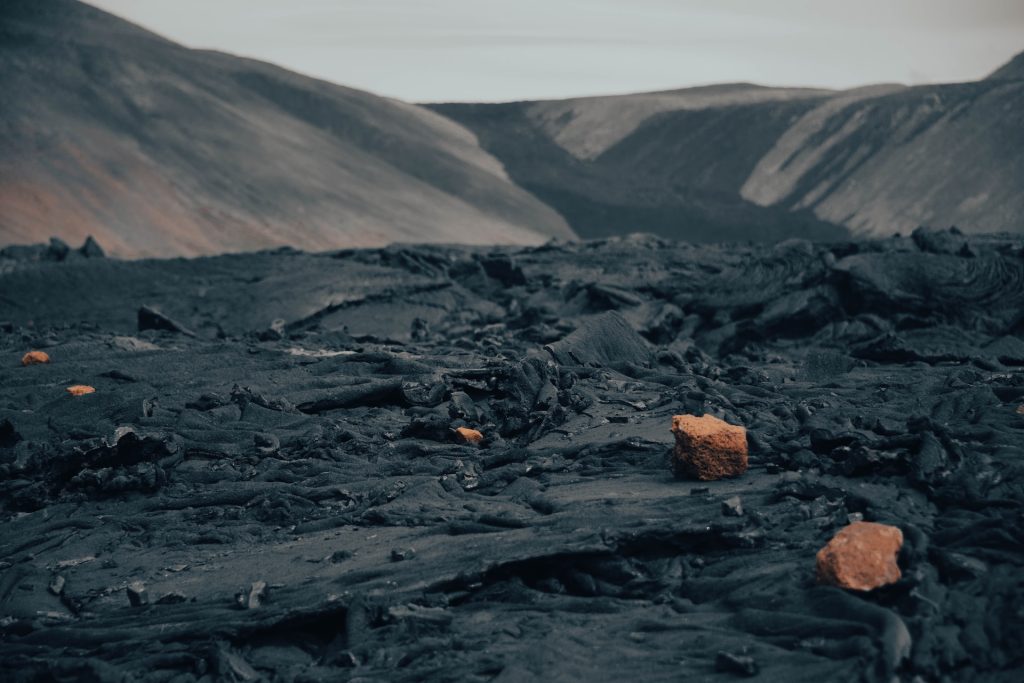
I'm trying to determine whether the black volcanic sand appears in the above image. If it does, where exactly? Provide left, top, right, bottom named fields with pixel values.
left=1, top=228, right=1023, bottom=682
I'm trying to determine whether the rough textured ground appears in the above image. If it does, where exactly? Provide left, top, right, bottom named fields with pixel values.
left=1, top=228, right=1023, bottom=682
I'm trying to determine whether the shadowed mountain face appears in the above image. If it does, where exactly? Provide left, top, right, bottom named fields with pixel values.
left=0, top=0, right=573, bottom=258
left=434, top=53, right=1024, bottom=241
left=988, top=50, right=1024, bottom=81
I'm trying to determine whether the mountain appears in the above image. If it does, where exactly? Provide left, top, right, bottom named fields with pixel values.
left=434, top=51, right=1024, bottom=241
left=988, top=50, right=1024, bottom=81
left=0, top=0, right=573, bottom=258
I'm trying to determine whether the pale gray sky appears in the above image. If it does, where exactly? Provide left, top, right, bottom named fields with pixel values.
left=88, top=0, right=1024, bottom=102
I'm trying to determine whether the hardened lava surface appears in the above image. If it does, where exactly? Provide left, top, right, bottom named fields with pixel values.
left=1, top=229, right=1023, bottom=682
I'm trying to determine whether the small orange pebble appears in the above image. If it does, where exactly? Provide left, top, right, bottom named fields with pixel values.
left=454, top=427, right=484, bottom=445
left=66, top=385, right=96, bottom=397
left=21, top=350, right=50, bottom=366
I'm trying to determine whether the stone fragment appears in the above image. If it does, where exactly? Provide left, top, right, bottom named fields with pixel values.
left=911, top=226, right=971, bottom=256
left=127, top=581, right=148, bottom=607
left=715, top=651, right=759, bottom=677
left=219, top=650, right=260, bottom=681
left=934, top=549, right=987, bottom=580
left=21, top=350, right=50, bottom=366
left=137, top=305, right=195, bottom=336
left=48, top=237, right=71, bottom=260
left=410, top=317, right=431, bottom=342
left=329, top=550, right=353, bottom=564
left=257, top=319, right=287, bottom=341
left=48, top=575, right=65, bottom=596
left=721, top=496, right=744, bottom=517
left=546, top=311, right=653, bottom=368
left=0, top=419, right=21, bottom=448
left=66, top=385, right=96, bottom=396
left=79, top=235, right=106, bottom=258
left=816, top=521, right=903, bottom=591
left=670, top=414, right=748, bottom=480
left=253, top=432, right=280, bottom=455
left=236, top=581, right=268, bottom=609
left=390, top=547, right=415, bottom=562
left=455, top=427, right=484, bottom=445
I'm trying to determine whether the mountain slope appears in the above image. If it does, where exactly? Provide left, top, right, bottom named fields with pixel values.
left=988, top=50, right=1024, bottom=80
left=433, top=88, right=853, bottom=243
left=435, top=51, right=1024, bottom=240
left=741, top=77, right=1024, bottom=235
left=0, top=0, right=573, bottom=258
left=522, top=83, right=833, bottom=161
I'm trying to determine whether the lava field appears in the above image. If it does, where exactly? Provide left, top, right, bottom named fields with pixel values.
left=1, top=229, right=1023, bottom=682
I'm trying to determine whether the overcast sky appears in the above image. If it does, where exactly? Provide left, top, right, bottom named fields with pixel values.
left=88, top=0, right=1024, bottom=102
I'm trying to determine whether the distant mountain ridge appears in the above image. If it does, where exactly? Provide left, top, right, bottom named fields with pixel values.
left=988, top=50, right=1024, bottom=80
left=0, top=0, right=573, bottom=258
left=2, top=0, right=1020, bottom=254
left=434, top=50, right=1024, bottom=241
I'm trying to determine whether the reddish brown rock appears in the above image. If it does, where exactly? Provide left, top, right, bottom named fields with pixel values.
left=66, top=385, right=96, bottom=396
left=670, top=414, right=748, bottom=480
left=21, top=350, right=50, bottom=366
left=816, top=521, right=903, bottom=591
left=455, top=427, right=484, bottom=445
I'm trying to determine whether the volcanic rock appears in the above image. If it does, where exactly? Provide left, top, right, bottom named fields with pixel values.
left=257, top=319, right=287, bottom=341
left=911, top=226, right=971, bottom=256
left=715, top=651, right=759, bottom=677
left=2, top=235, right=1023, bottom=681
left=155, top=592, right=187, bottom=605
left=671, top=414, right=749, bottom=480
left=391, top=548, right=416, bottom=562
left=138, top=306, right=195, bottom=337
left=79, top=236, right=106, bottom=258
left=721, top=496, right=744, bottom=517
left=816, top=521, right=904, bottom=591
left=546, top=311, right=653, bottom=367
left=21, top=350, right=50, bottom=366
left=455, top=427, right=484, bottom=445
left=237, top=581, right=268, bottom=610
left=127, top=581, right=148, bottom=607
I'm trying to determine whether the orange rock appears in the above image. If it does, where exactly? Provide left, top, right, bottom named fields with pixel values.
left=21, top=350, right=50, bottom=366
left=816, top=521, right=903, bottom=591
left=66, top=385, right=96, bottom=396
left=455, top=427, right=484, bottom=445
left=670, top=414, right=748, bottom=480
